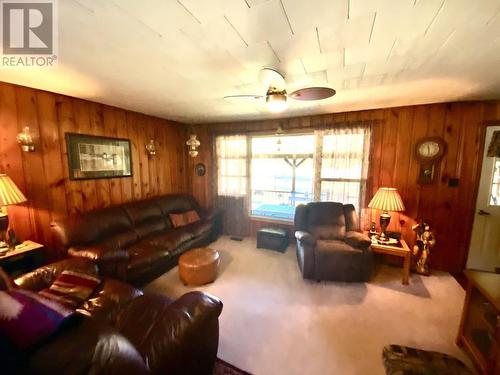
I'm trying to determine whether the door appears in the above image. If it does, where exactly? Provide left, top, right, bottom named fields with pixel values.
left=467, top=126, right=500, bottom=272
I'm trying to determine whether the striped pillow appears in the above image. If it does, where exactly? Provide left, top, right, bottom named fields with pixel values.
left=39, top=271, right=100, bottom=308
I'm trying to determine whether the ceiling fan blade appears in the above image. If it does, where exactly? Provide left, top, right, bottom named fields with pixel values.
left=224, top=94, right=263, bottom=101
left=289, top=87, right=336, bottom=101
left=259, top=67, right=286, bottom=91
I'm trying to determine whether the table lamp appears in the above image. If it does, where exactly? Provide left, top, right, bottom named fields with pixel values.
left=0, top=174, right=27, bottom=249
left=368, top=187, right=405, bottom=243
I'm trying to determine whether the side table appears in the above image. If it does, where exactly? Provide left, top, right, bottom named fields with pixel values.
left=0, top=240, right=44, bottom=277
left=370, top=238, right=411, bottom=285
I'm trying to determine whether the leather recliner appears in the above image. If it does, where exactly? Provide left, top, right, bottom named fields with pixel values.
left=3, top=257, right=223, bottom=375
left=294, top=202, right=372, bottom=282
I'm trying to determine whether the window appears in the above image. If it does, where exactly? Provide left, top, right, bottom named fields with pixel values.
left=251, top=134, right=314, bottom=220
left=215, top=126, right=371, bottom=221
left=315, top=127, right=371, bottom=212
left=490, top=158, right=500, bottom=206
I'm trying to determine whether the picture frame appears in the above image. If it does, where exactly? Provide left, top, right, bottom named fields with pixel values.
left=65, top=133, right=132, bottom=180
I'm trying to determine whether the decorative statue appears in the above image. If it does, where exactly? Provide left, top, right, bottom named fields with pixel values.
left=412, top=221, right=436, bottom=276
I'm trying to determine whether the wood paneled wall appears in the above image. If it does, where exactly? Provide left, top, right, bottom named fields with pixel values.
left=189, top=101, right=500, bottom=273
left=0, top=82, right=189, bottom=259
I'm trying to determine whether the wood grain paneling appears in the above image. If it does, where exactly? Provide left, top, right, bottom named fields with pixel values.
left=189, top=101, right=500, bottom=273
left=0, top=82, right=189, bottom=260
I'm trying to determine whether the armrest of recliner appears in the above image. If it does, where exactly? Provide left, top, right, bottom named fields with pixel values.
left=345, top=231, right=371, bottom=249
left=295, top=230, right=316, bottom=246
left=15, top=258, right=99, bottom=292
left=68, top=245, right=129, bottom=280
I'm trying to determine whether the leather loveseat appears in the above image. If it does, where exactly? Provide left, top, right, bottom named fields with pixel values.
left=51, top=194, right=222, bottom=285
left=3, top=257, right=223, bottom=375
left=294, top=202, right=372, bottom=282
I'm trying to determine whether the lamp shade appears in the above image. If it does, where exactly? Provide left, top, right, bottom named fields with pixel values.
left=368, top=187, right=405, bottom=212
left=0, top=174, right=27, bottom=206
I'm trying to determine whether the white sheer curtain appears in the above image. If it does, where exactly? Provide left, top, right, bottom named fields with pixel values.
left=215, top=134, right=250, bottom=236
left=314, top=126, right=371, bottom=212
left=216, top=135, right=248, bottom=196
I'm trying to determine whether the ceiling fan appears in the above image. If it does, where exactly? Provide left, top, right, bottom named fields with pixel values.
left=224, top=68, right=336, bottom=113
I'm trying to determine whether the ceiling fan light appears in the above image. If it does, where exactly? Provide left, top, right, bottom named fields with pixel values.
left=266, top=92, right=287, bottom=112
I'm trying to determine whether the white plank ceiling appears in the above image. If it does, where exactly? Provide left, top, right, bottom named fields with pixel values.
left=1, top=0, right=500, bottom=123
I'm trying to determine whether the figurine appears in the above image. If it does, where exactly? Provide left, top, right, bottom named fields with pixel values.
left=369, top=222, right=377, bottom=238
left=412, top=221, right=436, bottom=276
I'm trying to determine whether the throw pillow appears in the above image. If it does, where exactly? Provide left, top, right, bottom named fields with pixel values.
left=39, top=270, right=100, bottom=308
left=0, top=289, right=74, bottom=349
left=185, top=210, right=200, bottom=225
left=170, top=213, right=188, bottom=228
left=170, top=210, right=201, bottom=228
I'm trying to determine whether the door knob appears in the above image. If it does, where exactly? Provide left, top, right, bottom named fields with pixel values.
left=478, top=209, right=491, bottom=216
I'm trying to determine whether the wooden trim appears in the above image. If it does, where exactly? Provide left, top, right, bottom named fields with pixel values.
left=460, top=120, right=493, bottom=271
left=210, top=119, right=382, bottom=136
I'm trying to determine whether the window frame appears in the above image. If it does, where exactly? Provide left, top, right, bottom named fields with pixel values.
left=215, top=126, right=371, bottom=223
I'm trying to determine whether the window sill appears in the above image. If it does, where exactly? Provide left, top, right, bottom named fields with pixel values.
left=249, top=215, right=294, bottom=225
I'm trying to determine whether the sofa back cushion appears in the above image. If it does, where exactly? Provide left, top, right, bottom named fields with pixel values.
left=52, top=206, right=135, bottom=249
left=156, top=194, right=200, bottom=218
left=123, top=199, right=168, bottom=239
left=306, top=202, right=346, bottom=240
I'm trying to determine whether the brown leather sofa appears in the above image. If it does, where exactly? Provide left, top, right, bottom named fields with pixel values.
left=51, top=194, right=222, bottom=285
left=294, top=202, right=373, bottom=282
left=3, top=257, right=223, bottom=375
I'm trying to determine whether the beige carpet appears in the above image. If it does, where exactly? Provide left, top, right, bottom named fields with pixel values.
left=145, top=236, right=470, bottom=375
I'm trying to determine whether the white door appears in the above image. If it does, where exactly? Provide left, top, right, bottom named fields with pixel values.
left=467, top=126, right=500, bottom=272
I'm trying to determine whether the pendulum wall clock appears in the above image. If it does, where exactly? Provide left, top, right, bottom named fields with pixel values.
left=415, top=137, right=447, bottom=184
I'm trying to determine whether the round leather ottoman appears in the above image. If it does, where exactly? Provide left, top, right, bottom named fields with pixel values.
left=179, top=247, right=220, bottom=286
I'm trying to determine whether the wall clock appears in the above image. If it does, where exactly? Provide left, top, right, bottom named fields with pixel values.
left=415, top=137, right=446, bottom=184
left=195, top=163, right=206, bottom=176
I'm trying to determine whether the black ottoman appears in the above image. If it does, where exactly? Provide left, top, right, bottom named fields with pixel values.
left=256, top=227, right=289, bottom=253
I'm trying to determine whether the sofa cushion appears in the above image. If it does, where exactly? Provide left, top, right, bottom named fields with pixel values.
left=127, top=242, right=172, bottom=271
left=102, top=230, right=140, bottom=249
left=306, top=202, right=346, bottom=239
left=144, top=229, right=193, bottom=251
left=184, top=221, right=213, bottom=238
left=316, top=240, right=362, bottom=255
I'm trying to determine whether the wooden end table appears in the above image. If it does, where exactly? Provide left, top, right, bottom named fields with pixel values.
left=370, top=238, right=411, bottom=285
left=0, top=240, right=44, bottom=277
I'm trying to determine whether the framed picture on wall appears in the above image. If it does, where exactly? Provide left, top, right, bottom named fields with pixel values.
left=65, top=133, right=132, bottom=180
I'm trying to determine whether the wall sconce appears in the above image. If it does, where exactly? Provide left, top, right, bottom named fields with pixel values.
left=145, top=139, right=156, bottom=158
left=186, top=134, right=200, bottom=158
left=16, top=126, right=35, bottom=152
